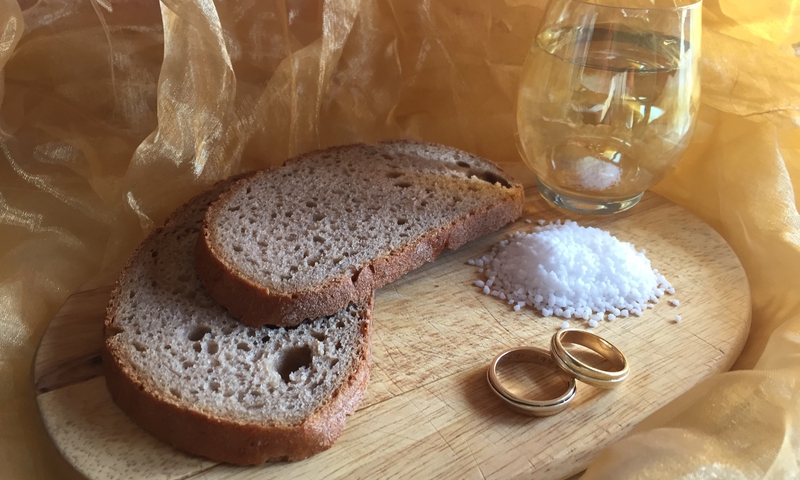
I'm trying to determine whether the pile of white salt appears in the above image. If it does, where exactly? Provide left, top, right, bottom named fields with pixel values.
left=469, top=220, right=675, bottom=326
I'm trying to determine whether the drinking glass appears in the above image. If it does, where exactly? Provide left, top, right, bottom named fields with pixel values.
left=516, top=0, right=701, bottom=214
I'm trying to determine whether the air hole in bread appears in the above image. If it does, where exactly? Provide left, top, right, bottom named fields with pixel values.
left=313, top=213, right=325, bottom=222
left=386, top=171, right=402, bottom=179
left=193, top=342, right=202, bottom=353
left=183, top=360, right=195, bottom=369
left=456, top=161, right=470, bottom=168
left=208, top=341, right=219, bottom=354
left=285, top=211, right=292, bottom=218
left=133, top=341, right=147, bottom=353
left=129, top=291, right=136, bottom=299
left=310, top=331, right=326, bottom=341
left=345, top=208, right=352, bottom=213
left=313, top=235, right=325, bottom=244
left=276, top=346, right=313, bottom=382
left=307, top=257, right=319, bottom=267
left=397, top=218, right=407, bottom=225
left=228, top=205, right=241, bottom=212
left=290, top=265, right=299, bottom=272
left=170, top=388, right=181, bottom=398
left=470, top=170, right=512, bottom=188
left=188, top=326, right=212, bottom=341
left=306, top=201, right=317, bottom=208
left=270, top=212, right=277, bottom=219
left=221, top=325, right=234, bottom=335
left=261, top=334, right=271, bottom=343
left=246, top=186, right=252, bottom=194
left=381, top=154, right=393, bottom=161
left=237, top=342, right=251, bottom=352
left=394, top=181, right=412, bottom=189
left=151, top=250, right=158, bottom=258
left=209, top=381, right=220, bottom=392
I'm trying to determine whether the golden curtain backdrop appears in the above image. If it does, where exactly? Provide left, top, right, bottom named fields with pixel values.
left=1, top=0, right=799, bottom=478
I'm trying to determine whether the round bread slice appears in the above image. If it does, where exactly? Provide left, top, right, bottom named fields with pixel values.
left=196, top=140, right=524, bottom=327
left=104, top=176, right=372, bottom=465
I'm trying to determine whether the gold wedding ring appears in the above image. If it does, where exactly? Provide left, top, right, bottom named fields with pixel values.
left=486, top=347, right=577, bottom=417
left=550, top=329, right=630, bottom=389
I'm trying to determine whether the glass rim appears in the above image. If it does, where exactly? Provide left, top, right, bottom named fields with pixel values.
left=566, top=0, right=702, bottom=11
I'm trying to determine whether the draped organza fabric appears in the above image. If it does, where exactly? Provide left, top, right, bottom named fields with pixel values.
left=1, top=0, right=799, bottom=478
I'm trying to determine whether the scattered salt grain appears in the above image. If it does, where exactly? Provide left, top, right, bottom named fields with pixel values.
left=525, top=219, right=532, bottom=224
left=537, top=219, right=546, bottom=225
left=475, top=280, right=485, bottom=288
left=513, top=304, right=521, bottom=312
left=482, top=285, right=490, bottom=295
left=469, top=220, right=672, bottom=320
left=669, top=299, right=681, bottom=307
left=607, top=314, right=616, bottom=321
left=561, top=321, right=570, bottom=329
left=675, top=314, right=682, bottom=323
left=588, top=319, right=599, bottom=328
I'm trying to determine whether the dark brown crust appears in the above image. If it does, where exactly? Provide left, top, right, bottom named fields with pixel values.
left=104, top=176, right=372, bottom=465
left=196, top=140, right=525, bottom=328
left=103, top=297, right=372, bottom=465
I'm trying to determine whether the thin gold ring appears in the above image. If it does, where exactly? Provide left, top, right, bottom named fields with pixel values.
left=550, top=329, right=629, bottom=389
left=486, top=346, right=577, bottom=417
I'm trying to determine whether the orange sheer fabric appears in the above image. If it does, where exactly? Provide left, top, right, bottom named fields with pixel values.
left=1, top=1, right=799, bottom=478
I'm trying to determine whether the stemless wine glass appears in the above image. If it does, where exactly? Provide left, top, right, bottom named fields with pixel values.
left=516, top=0, right=701, bottom=214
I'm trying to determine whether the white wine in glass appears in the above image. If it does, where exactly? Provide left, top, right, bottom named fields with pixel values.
left=517, top=0, right=701, bottom=214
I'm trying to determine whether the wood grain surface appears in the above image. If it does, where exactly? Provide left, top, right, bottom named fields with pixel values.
left=33, top=189, right=751, bottom=480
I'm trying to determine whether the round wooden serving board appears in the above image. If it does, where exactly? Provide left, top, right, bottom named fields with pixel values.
left=34, top=189, right=750, bottom=480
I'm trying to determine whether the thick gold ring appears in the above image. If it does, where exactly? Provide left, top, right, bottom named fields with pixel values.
left=550, top=329, right=630, bottom=389
left=486, top=346, right=577, bottom=417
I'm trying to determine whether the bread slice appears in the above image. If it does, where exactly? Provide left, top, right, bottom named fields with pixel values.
left=196, top=140, right=524, bottom=327
left=103, top=176, right=372, bottom=465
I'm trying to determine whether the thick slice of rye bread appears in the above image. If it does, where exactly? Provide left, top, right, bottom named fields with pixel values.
left=196, top=141, right=524, bottom=327
left=104, top=176, right=372, bottom=465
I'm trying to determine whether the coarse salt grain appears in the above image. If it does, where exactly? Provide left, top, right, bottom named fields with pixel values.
left=675, top=314, right=682, bottom=323
left=588, top=319, right=599, bottom=328
left=669, top=299, right=680, bottom=307
left=560, top=321, right=570, bottom=329
left=470, top=220, right=672, bottom=319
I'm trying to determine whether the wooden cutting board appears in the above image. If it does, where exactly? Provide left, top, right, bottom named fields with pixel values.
left=33, top=189, right=750, bottom=480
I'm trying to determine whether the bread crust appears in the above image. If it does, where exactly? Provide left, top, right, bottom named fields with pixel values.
left=104, top=176, right=373, bottom=465
left=196, top=140, right=524, bottom=328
